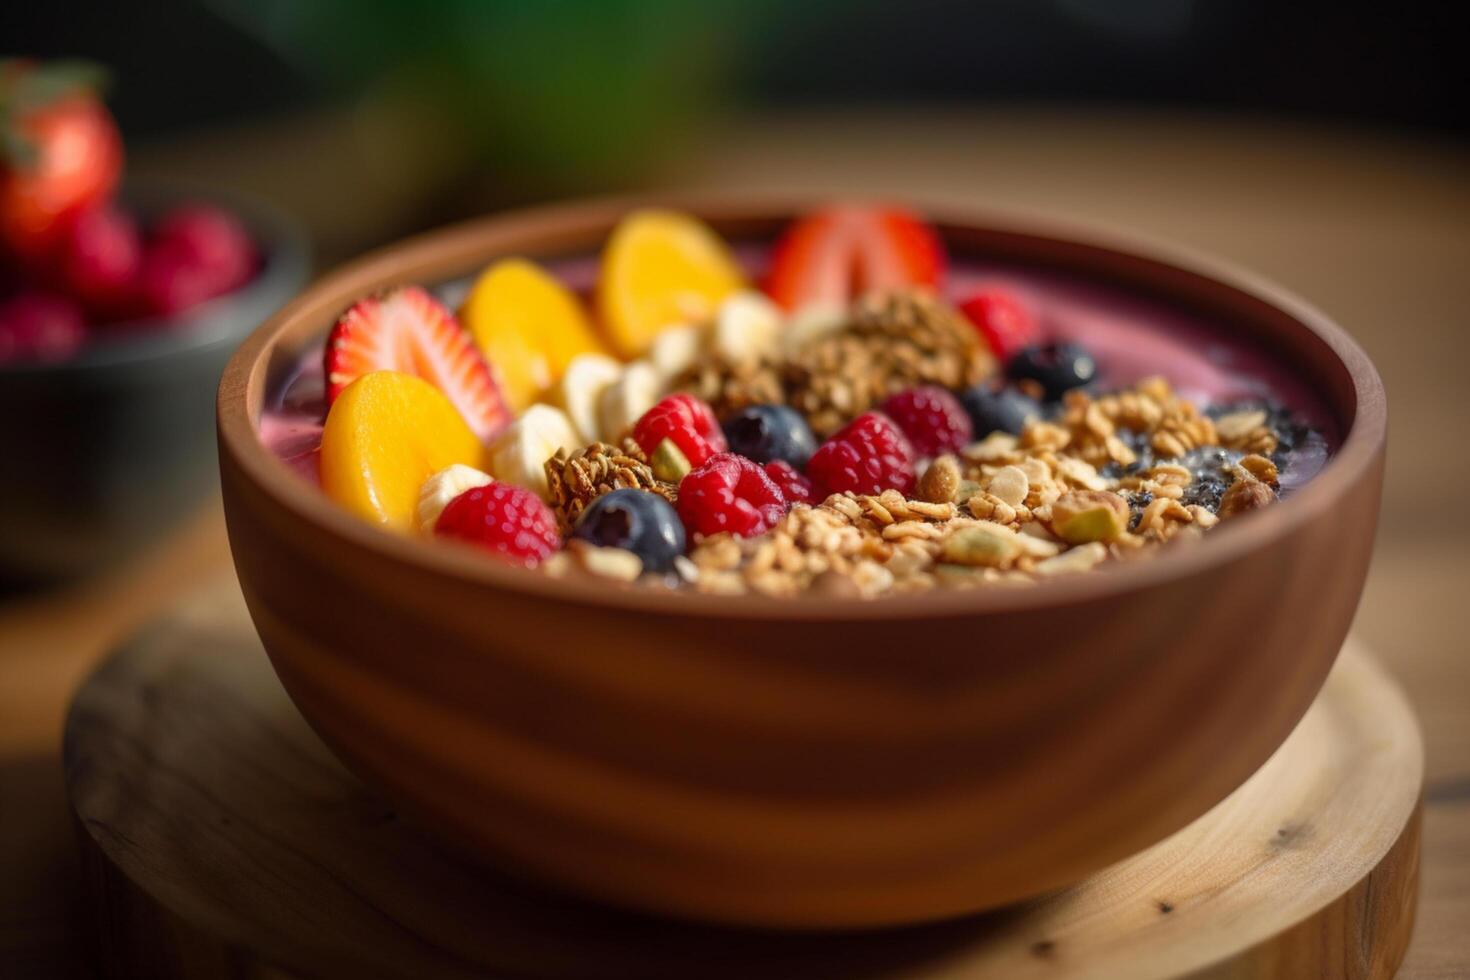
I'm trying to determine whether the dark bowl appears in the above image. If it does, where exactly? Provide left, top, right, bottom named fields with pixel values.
left=0, top=182, right=309, bottom=585
left=219, top=196, right=1385, bottom=928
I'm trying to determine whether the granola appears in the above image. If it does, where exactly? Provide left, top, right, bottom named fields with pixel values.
left=780, top=291, right=996, bottom=436
left=544, top=439, right=676, bottom=534
left=678, top=372, right=1300, bottom=598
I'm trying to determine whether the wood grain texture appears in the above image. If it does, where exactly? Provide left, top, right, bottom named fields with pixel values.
left=216, top=199, right=1386, bottom=927
left=63, top=581, right=1421, bottom=980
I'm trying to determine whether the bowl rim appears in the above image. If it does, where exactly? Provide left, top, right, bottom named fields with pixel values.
left=217, top=193, right=1386, bottom=622
left=0, top=178, right=311, bottom=377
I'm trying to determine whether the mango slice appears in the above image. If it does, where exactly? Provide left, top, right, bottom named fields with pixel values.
left=320, top=370, right=487, bottom=530
left=597, top=210, right=745, bottom=358
left=461, top=258, right=607, bottom=411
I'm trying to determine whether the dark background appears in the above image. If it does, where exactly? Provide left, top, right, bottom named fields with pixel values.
left=3, top=0, right=1462, bottom=138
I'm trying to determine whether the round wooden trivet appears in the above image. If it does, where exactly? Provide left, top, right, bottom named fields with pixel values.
left=65, top=582, right=1422, bottom=980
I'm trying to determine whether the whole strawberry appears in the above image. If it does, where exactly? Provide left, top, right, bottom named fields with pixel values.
left=0, top=60, right=123, bottom=262
left=677, top=452, right=787, bottom=538
left=434, top=482, right=560, bottom=566
left=807, top=411, right=916, bottom=497
left=879, top=386, right=973, bottom=457
left=632, top=393, right=727, bottom=467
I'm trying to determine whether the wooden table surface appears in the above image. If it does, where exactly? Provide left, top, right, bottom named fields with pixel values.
left=2, top=109, right=1466, bottom=978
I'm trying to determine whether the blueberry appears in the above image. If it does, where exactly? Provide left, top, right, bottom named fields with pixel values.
left=959, top=384, right=1043, bottom=437
left=1008, top=342, right=1098, bottom=401
left=722, top=404, right=817, bottom=467
left=572, top=489, right=685, bottom=573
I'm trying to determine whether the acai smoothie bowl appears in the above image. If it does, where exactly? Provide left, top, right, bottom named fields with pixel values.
left=218, top=197, right=1385, bottom=928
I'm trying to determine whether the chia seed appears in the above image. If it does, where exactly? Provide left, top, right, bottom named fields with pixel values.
left=1207, top=399, right=1328, bottom=494
left=1178, top=445, right=1246, bottom=511
left=1125, top=490, right=1155, bottom=530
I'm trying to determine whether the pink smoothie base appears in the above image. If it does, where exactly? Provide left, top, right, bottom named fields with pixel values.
left=259, top=249, right=1337, bottom=492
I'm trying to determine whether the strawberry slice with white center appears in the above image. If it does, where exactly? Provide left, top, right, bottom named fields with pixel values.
left=764, top=205, right=947, bottom=312
left=325, top=285, right=511, bottom=442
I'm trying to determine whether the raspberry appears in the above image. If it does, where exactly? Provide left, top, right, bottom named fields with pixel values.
left=0, top=292, right=86, bottom=365
left=135, top=240, right=224, bottom=316
left=764, top=460, right=816, bottom=505
left=807, top=411, right=916, bottom=497
left=59, top=206, right=142, bottom=317
left=151, top=204, right=256, bottom=291
left=677, top=453, right=787, bottom=538
left=434, top=482, right=560, bottom=566
left=879, top=386, right=973, bottom=457
left=632, top=393, right=727, bottom=467
left=135, top=204, right=257, bottom=317
left=960, top=287, right=1037, bottom=364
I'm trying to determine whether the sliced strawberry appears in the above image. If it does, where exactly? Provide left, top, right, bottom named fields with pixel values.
left=324, top=285, right=511, bottom=442
left=764, top=205, right=947, bottom=311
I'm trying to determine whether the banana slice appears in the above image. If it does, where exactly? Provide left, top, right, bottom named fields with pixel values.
left=597, top=360, right=663, bottom=443
left=782, top=301, right=847, bottom=354
left=416, top=463, right=493, bottom=535
left=553, top=353, right=623, bottom=443
left=648, top=323, right=704, bottom=380
left=488, top=404, right=579, bottom=501
left=713, top=290, right=782, bottom=364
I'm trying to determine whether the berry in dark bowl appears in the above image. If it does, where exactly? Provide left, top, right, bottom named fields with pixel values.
left=572, top=487, right=686, bottom=573
left=0, top=61, right=309, bottom=583
left=0, top=60, right=262, bottom=344
left=721, top=403, right=816, bottom=468
left=0, top=291, right=86, bottom=362
left=0, top=60, right=121, bottom=268
left=0, top=182, right=307, bottom=584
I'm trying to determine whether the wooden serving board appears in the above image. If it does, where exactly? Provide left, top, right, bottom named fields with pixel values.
left=65, top=582, right=1423, bottom=980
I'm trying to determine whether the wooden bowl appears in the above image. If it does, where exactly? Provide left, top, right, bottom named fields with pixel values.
left=217, top=197, right=1385, bottom=929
